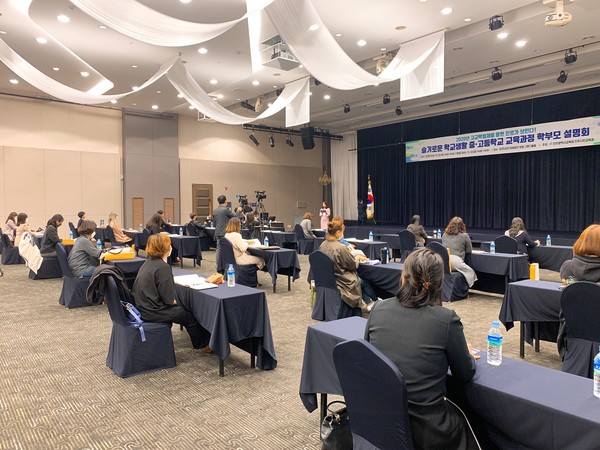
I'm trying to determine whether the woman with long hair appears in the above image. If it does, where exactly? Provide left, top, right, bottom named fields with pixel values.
left=107, top=212, right=133, bottom=245
left=224, top=217, right=265, bottom=269
left=441, top=217, right=477, bottom=287
left=407, top=214, right=428, bottom=246
left=3, top=211, right=18, bottom=242
left=40, top=214, right=64, bottom=256
left=504, top=217, right=539, bottom=254
left=14, top=213, right=30, bottom=247
left=365, top=248, right=478, bottom=449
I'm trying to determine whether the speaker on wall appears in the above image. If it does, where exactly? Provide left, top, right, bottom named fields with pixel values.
left=300, top=127, right=315, bottom=150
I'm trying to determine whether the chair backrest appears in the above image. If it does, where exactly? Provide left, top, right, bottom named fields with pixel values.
left=138, top=228, right=151, bottom=250
left=218, top=237, right=237, bottom=273
left=561, top=282, right=600, bottom=342
left=56, top=243, right=74, bottom=278
left=104, top=225, right=117, bottom=245
left=294, top=224, right=305, bottom=240
left=1, top=232, right=13, bottom=248
left=309, top=251, right=338, bottom=290
left=333, top=339, right=414, bottom=450
left=426, top=241, right=451, bottom=275
left=398, top=230, right=416, bottom=252
left=186, top=222, right=198, bottom=236
left=68, top=222, right=80, bottom=238
left=104, top=276, right=132, bottom=327
left=494, top=235, right=518, bottom=254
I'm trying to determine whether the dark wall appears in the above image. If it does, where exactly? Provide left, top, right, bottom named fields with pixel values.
left=357, top=86, right=600, bottom=232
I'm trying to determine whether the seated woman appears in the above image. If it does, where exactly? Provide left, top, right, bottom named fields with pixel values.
left=76, top=211, right=86, bottom=229
left=224, top=217, right=265, bottom=270
left=365, top=247, right=478, bottom=449
left=300, top=213, right=316, bottom=239
left=560, top=224, right=600, bottom=282
left=68, top=220, right=104, bottom=277
left=3, top=211, right=17, bottom=242
left=320, top=219, right=378, bottom=311
left=132, top=234, right=210, bottom=350
left=441, top=217, right=477, bottom=287
left=107, top=212, right=133, bottom=245
left=14, top=213, right=30, bottom=247
left=505, top=217, right=539, bottom=254
left=407, top=214, right=428, bottom=246
left=40, top=214, right=64, bottom=257
left=146, top=213, right=165, bottom=235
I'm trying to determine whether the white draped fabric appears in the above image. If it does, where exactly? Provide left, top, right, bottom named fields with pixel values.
left=265, top=0, right=445, bottom=95
left=285, top=81, right=310, bottom=127
left=331, top=132, right=358, bottom=220
left=0, top=38, right=176, bottom=104
left=167, top=60, right=310, bottom=125
left=70, top=0, right=274, bottom=47
left=400, top=34, right=445, bottom=101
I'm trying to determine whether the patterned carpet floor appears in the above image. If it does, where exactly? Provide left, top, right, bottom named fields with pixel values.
left=0, top=254, right=562, bottom=449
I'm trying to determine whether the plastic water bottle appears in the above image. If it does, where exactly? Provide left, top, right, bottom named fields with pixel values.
left=487, top=320, right=503, bottom=366
left=139, top=223, right=143, bottom=232
left=594, top=346, right=600, bottom=398
left=97, top=239, right=102, bottom=252
left=369, top=231, right=373, bottom=242
left=69, top=230, right=73, bottom=240
left=438, top=229, right=442, bottom=239
left=546, top=234, right=551, bottom=246
left=490, top=241, right=496, bottom=254
left=179, top=227, right=183, bottom=236
left=264, top=236, right=269, bottom=247
left=227, top=264, right=236, bottom=287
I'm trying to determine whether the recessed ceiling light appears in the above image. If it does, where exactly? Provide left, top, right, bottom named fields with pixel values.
left=36, top=37, right=47, bottom=44
left=131, top=65, right=138, bottom=68
left=497, top=32, right=509, bottom=39
left=210, top=79, right=218, bottom=85
left=57, top=14, right=70, bottom=23
left=98, top=25, right=107, bottom=30
left=132, top=86, right=139, bottom=91
left=132, top=103, right=137, bottom=106
left=309, top=24, right=319, bottom=31
left=180, top=0, right=192, bottom=3
left=252, top=80, right=260, bottom=86
left=380, top=47, right=387, bottom=52
left=307, top=92, right=313, bottom=96
left=80, top=71, right=89, bottom=77
left=267, top=103, right=273, bottom=107
left=441, top=7, right=453, bottom=15
left=9, top=79, right=18, bottom=85
left=335, top=33, right=342, bottom=37
left=419, top=0, right=427, bottom=2
left=357, top=39, right=367, bottom=47
left=515, top=40, right=527, bottom=47
left=216, top=94, right=224, bottom=99
left=0, top=31, right=7, bottom=35
left=156, top=90, right=162, bottom=94
left=110, top=99, right=117, bottom=104
left=324, top=94, right=331, bottom=100
left=464, top=17, right=472, bottom=22
left=152, top=105, right=159, bottom=110
left=273, top=85, right=278, bottom=88
left=52, top=67, right=60, bottom=71
left=197, top=47, right=208, bottom=54
left=189, top=105, right=195, bottom=109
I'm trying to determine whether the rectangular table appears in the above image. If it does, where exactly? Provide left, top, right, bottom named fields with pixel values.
left=357, top=262, right=403, bottom=298
left=480, top=242, right=573, bottom=272
left=168, top=234, right=202, bottom=268
left=467, top=251, right=529, bottom=294
left=106, top=257, right=146, bottom=289
left=375, top=234, right=402, bottom=261
left=262, top=230, right=297, bottom=249
left=499, top=279, right=562, bottom=357
left=248, top=247, right=301, bottom=293
left=299, top=316, right=600, bottom=448
left=174, top=273, right=277, bottom=377
left=345, top=238, right=388, bottom=261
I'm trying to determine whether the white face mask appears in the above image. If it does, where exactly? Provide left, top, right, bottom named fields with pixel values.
left=91, top=231, right=96, bottom=239
left=167, top=247, right=172, bottom=257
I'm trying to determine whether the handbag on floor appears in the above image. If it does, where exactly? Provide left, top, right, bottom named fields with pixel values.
left=321, top=401, right=352, bottom=450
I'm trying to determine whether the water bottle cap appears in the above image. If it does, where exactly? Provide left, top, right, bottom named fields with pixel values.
left=492, top=320, right=500, bottom=327
left=228, top=264, right=234, bottom=269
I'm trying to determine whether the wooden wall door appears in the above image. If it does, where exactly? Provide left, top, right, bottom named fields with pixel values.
left=164, top=198, right=175, bottom=223
left=132, top=197, right=144, bottom=229
left=192, top=184, right=213, bottom=220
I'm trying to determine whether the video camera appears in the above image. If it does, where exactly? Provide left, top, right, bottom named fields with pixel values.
left=236, top=194, right=248, bottom=206
left=255, top=190, right=267, bottom=201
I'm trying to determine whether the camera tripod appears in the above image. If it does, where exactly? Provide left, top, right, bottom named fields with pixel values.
left=254, top=201, right=268, bottom=241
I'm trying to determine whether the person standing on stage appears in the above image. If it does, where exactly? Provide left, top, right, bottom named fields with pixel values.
left=357, top=199, right=367, bottom=226
left=319, top=202, right=331, bottom=229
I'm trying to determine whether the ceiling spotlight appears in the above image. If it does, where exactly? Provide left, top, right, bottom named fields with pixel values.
left=285, top=135, right=294, bottom=147
left=276, top=88, right=283, bottom=96
left=491, top=67, right=503, bottom=81
left=489, top=15, right=504, bottom=31
left=249, top=133, right=260, bottom=146
left=564, top=48, right=577, bottom=64
left=314, top=78, right=322, bottom=86
left=557, top=70, right=568, bottom=83
left=395, top=106, right=403, bottom=116
left=343, top=103, right=351, bottom=114
left=269, top=135, right=275, bottom=148
left=240, top=100, right=256, bottom=112
left=383, top=94, right=391, bottom=105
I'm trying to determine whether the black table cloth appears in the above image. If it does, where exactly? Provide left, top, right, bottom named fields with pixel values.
left=174, top=275, right=277, bottom=376
left=499, top=280, right=562, bottom=357
left=299, top=316, right=600, bottom=449
left=168, top=235, right=202, bottom=267
left=467, top=251, right=529, bottom=294
left=107, top=257, right=146, bottom=289
left=480, top=242, right=573, bottom=272
left=344, top=238, right=388, bottom=260
left=248, top=247, right=300, bottom=292
left=357, top=262, right=403, bottom=298
left=262, top=230, right=296, bottom=248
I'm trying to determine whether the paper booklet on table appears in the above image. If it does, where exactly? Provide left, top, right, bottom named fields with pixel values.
left=350, top=248, right=366, bottom=258
left=174, top=274, right=218, bottom=290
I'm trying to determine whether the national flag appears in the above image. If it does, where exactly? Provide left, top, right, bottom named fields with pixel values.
left=366, top=175, right=375, bottom=220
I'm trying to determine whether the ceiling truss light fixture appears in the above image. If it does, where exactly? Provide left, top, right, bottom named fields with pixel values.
left=491, top=67, right=503, bottom=81
left=489, top=15, right=504, bottom=31
left=285, top=135, right=294, bottom=147
left=395, top=106, right=403, bottom=116
left=557, top=70, right=568, bottom=83
left=249, top=133, right=259, bottom=146
left=383, top=94, right=391, bottom=104
left=240, top=100, right=256, bottom=112
left=564, top=48, right=577, bottom=64
left=343, top=103, right=350, bottom=114
left=269, top=135, right=275, bottom=147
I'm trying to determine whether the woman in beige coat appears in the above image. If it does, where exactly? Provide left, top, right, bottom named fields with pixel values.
left=224, top=218, right=265, bottom=269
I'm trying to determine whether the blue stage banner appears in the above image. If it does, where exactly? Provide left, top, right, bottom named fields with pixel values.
left=405, top=116, right=600, bottom=163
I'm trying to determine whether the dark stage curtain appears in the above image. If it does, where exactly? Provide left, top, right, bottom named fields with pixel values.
left=357, top=87, right=600, bottom=232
